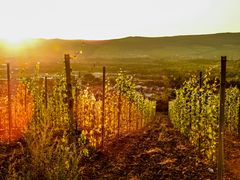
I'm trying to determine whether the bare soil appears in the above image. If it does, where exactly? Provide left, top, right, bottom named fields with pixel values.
left=80, top=113, right=216, bottom=179
left=2, top=113, right=240, bottom=179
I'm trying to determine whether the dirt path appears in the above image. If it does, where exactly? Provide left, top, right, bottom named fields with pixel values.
left=4, top=113, right=240, bottom=179
left=225, top=133, right=240, bottom=180
left=81, top=113, right=216, bottom=179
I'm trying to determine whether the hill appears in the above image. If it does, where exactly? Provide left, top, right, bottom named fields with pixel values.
left=0, top=33, right=240, bottom=80
left=1, top=33, right=240, bottom=62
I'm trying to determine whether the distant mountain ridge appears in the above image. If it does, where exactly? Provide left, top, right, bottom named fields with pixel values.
left=1, top=32, right=240, bottom=62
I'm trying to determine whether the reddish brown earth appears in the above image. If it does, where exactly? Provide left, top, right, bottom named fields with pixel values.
left=2, top=113, right=240, bottom=179
left=225, top=132, right=240, bottom=180
left=81, top=113, right=216, bottom=179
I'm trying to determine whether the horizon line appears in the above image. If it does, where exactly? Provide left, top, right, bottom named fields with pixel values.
left=0, top=31, right=240, bottom=42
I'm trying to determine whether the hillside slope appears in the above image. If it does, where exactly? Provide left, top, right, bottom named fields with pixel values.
left=1, top=33, right=240, bottom=62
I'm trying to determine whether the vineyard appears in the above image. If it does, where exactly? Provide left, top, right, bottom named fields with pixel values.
left=169, top=70, right=240, bottom=161
left=0, top=79, right=33, bottom=142
left=0, top=55, right=158, bottom=178
left=0, top=54, right=240, bottom=179
left=0, top=61, right=156, bottom=143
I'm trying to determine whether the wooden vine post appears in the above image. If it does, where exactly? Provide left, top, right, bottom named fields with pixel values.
left=74, top=85, right=79, bottom=131
left=136, top=104, right=139, bottom=130
left=64, top=54, right=76, bottom=133
left=217, top=56, right=226, bottom=180
left=101, top=66, right=106, bottom=147
left=238, top=85, right=240, bottom=137
left=128, top=101, right=132, bottom=132
left=24, top=85, right=27, bottom=112
left=140, top=102, right=143, bottom=129
left=117, top=92, right=122, bottom=138
left=238, top=101, right=240, bottom=136
left=198, top=71, right=202, bottom=153
left=44, top=76, right=48, bottom=109
left=199, top=71, right=202, bottom=109
left=7, top=63, right=12, bottom=143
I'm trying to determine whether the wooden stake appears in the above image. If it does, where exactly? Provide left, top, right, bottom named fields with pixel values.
left=74, top=86, right=79, bottom=131
left=217, top=56, right=226, bottom=180
left=238, top=100, right=240, bottom=136
left=101, top=66, right=106, bottom=147
left=44, top=76, right=48, bottom=109
left=64, top=54, right=75, bottom=132
left=198, top=71, right=202, bottom=153
left=128, top=102, right=132, bottom=132
left=7, top=63, right=12, bottom=143
left=24, top=85, right=27, bottom=112
left=118, top=93, right=122, bottom=138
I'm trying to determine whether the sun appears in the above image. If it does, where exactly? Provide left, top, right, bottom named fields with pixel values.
left=3, top=36, right=27, bottom=45
left=2, top=36, right=34, bottom=49
left=6, top=37, right=23, bottom=43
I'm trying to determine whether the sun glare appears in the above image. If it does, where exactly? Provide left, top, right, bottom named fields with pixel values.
left=2, top=36, right=34, bottom=49
left=4, top=37, right=27, bottom=45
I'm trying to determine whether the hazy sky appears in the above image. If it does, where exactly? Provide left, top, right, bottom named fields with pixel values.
left=0, top=0, right=239, bottom=41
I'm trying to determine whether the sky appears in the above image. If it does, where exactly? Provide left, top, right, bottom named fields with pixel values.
left=0, top=0, right=240, bottom=41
